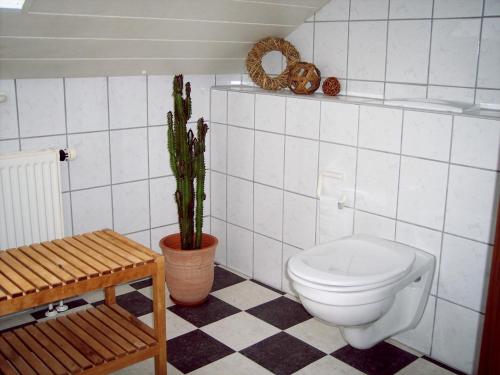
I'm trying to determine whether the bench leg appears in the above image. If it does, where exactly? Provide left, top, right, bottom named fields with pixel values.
left=104, top=286, right=116, bottom=305
left=153, top=257, right=167, bottom=375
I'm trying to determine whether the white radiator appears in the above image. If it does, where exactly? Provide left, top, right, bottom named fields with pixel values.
left=0, top=149, right=64, bottom=249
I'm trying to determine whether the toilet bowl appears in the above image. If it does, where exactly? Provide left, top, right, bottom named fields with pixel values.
left=287, top=234, right=435, bottom=349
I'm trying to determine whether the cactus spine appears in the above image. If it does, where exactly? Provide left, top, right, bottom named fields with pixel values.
left=167, top=75, right=208, bottom=250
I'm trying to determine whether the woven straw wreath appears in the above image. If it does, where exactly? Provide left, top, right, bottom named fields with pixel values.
left=246, top=37, right=300, bottom=91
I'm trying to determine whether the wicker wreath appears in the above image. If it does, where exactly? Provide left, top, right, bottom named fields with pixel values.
left=246, top=37, right=300, bottom=91
left=288, top=62, right=321, bottom=95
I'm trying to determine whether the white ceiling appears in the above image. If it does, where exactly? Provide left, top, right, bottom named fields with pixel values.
left=0, top=0, right=329, bottom=78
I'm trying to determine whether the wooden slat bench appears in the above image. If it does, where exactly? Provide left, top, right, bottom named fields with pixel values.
left=0, top=229, right=167, bottom=374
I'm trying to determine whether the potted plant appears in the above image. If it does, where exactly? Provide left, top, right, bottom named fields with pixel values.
left=159, top=75, right=218, bottom=306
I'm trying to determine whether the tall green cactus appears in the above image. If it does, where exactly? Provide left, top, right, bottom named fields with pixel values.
left=167, top=75, right=208, bottom=250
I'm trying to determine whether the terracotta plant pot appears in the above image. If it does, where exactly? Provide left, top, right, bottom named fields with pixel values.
left=159, top=233, right=218, bottom=306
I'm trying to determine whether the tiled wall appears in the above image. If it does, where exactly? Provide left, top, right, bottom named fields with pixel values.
left=210, top=86, right=499, bottom=374
left=0, top=74, right=239, bottom=251
left=268, top=0, right=500, bottom=104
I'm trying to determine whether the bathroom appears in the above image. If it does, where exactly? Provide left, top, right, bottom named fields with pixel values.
left=0, top=0, right=499, bottom=374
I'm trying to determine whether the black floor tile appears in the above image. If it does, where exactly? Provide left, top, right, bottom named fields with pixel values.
left=31, top=298, right=88, bottom=320
left=250, top=279, right=286, bottom=295
left=167, top=329, right=234, bottom=373
left=211, top=266, right=246, bottom=292
left=168, top=295, right=240, bottom=327
left=129, top=277, right=153, bottom=290
left=241, top=331, right=325, bottom=375
left=92, top=291, right=153, bottom=317
left=332, top=341, right=418, bottom=375
left=246, top=296, right=311, bottom=330
left=422, top=355, right=467, bottom=375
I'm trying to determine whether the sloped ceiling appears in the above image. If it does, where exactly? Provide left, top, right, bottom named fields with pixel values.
left=0, top=0, right=329, bottom=78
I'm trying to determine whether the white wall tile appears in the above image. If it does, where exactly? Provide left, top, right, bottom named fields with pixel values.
left=109, top=76, right=147, bottom=129
left=286, top=23, right=314, bottom=63
left=319, top=142, right=357, bottom=206
left=227, top=126, right=254, bottom=180
left=350, top=0, right=389, bottom=20
left=255, top=94, right=285, bottom=134
left=126, top=230, right=151, bottom=248
left=386, top=20, right=431, bottom=84
left=211, top=171, right=227, bottom=220
left=62, top=192, right=72, bottom=236
left=475, top=88, right=500, bottom=105
left=315, top=0, right=350, bottom=21
left=228, top=92, right=254, bottom=128
left=68, top=132, right=111, bottom=190
left=477, top=18, right=500, bottom=89
left=320, top=101, right=359, bottom=146
left=211, top=89, right=228, bottom=124
left=434, top=0, right=483, bottom=18
left=253, top=233, right=282, bottom=290
left=396, top=222, right=442, bottom=294
left=148, top=125, right=170, bottom=178
left=66, top=77, right=108, bottom=133
left=71, top=186, right=112, bottom=234
left=211, top=217, right=227, bottom=265
left=318, top=206, right=354, bottom=244
left=215, top=74, right=242, bottom=86
left=384, top=83, right=427, bottom=100
left=110, top=128, right=148, bottom=183
left=359, top=106, right=402, bottom=153
left=148, top=75, right=172, bottom=126
left=210, top=122, right=227, bottom=173
left=445, top=165, right=499, bottom=243
left=356, top=149, right=400, bottom=217
left=283, top=192, right=317, bottom=249
left=17, top=79, right=65, bottom=138
left=452, top=116, right=500, bottom=170
left=0, top=140, right=19, bottom=153
left=485, top=0, right=500, bottom=15
left=398, top=157, right=448, bottom=230
left=432, top=299, right=483, bottom=374
left=262, top=51, right=283, bottom=76
left=227, top=224, right=253, bottom=277
left=149, top=176, right=177, bottom=228
left=394, top=295, right=435, bottom=355
left=439, top=234, right=492, bottom=312
left=282, top=244, right=302, bottom=295
left=314, top=22, right=348, bottom=78
left=429, top=19, right=481, bottom=87
left=354, top=211, right=396, bottom=240
left=254, top=131, right=285, bottom=188
left=427, top=85, right=475, bottom=104
left=348, top=21, right=388, bottom=81
left=0, top=80, right=18, bottom=140
left=185, top=75, right=214, bottom=122
left=389, top=0, right=433, bottom=18
left=286, top=98, right=320, bottom=139
left=227, top=176, right=253, bottom=230
left=112, top=180, right=149, bottom=234
left=151, top=224, right=178, bottom=253
left=402, top=111, right=452, bottom=162
left=347, top=80, right=385, bottom=99
left=254, top=183, right=283, bottom=241
left=284, top=136, right=319, bottom=197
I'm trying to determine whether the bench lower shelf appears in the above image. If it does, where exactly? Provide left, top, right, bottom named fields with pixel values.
left=0, top=304, right=159, bottom=375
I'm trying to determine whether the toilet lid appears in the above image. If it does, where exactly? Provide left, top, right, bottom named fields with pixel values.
left=288, top=235, right=416, bottom=288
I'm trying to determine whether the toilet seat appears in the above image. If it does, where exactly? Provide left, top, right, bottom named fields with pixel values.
left=288, top=235, right=416, bottom=290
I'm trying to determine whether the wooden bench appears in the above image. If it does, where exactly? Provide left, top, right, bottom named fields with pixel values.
left=0, top=229, right=167, bottom=374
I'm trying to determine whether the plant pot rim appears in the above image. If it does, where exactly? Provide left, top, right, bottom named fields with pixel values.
left=159, top=232, right=218, bottom=252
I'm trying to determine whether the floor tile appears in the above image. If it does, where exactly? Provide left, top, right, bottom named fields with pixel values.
left=332, top=341, right=418, bottom=375
left=286, top=318, right=347, bottom=354
left=190, top=352, right=273, bottom=375
left=241, top=332, right=325, bottom=375
left=137, top=285, right=175, bottom=307
left=167, top=329, right=234, bottom=373
left=139, top=310, right=196, bottom=340
left=396, top=358, right=459, bottom=375
left=31, top=298, right=88, bottom=320
left=211, top=280, right=281, bottom=310
left=130, top=277, right=153, bottom=289
left=386, top=338, right=424, bottom=358
left=82, top=283, right=135, bottom=304
left=246, top=296, right=311, bottom=330
left=211, top=265, right=246, bottom=292
left=421, top=356, right=467, bottom=375
left=250, top=279, right=286, bottom=295
left=168, top=295, right=240, bottom=328
left=294, top=356, right=365, bottom=375
left=92, top=291, right=153, bottom=317
left=201, top=311, right=280, bottom=351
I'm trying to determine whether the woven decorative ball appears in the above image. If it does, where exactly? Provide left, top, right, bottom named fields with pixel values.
left=246, top=37, right=300, bottom=91
left=288, top=62, right=321, bottom=95
left=322, top=77, right=341, bottom=96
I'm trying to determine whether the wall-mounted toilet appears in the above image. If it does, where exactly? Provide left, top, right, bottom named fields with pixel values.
left=287, top=234, right=435, bottom=349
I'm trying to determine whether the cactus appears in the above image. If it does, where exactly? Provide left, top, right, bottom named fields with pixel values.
left=167, top=75, right=208, bottom=250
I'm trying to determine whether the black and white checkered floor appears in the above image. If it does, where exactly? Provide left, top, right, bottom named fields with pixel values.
left=0, top=266, right=464, bottom=375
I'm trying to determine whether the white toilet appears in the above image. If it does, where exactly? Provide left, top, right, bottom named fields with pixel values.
left=287, top=234, right=435, bottom=349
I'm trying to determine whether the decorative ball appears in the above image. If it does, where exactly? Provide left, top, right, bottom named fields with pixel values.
left=288, top=62, right=321, bottom=95
left=246, top=37, right=301, bottom=91
left=322, top=77, right=341, bottom=96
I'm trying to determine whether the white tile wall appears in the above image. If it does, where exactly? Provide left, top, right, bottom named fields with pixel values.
left=213, top=87, right=499, bottom=374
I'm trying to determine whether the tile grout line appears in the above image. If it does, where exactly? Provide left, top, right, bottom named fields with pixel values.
left=281, top=97, right=288, bottom=291
left=473, top=0, right=486, bottom=104
left=345, top=0, right=352, bottom=94
left=393, top=109, right=405, bottom=240
left=352, top=105, right=361, bottom=234
left=314, top=101, right=321, bottom=246
left=252, top=93, right=256, bottom=279
left=106, top=76, right=115, bottom=232
left=145, top=75, right=152, bottom=248
left=225, top=90, right=229, bottom=267
left=13, top=79, right=21, bottom=151
left=62, top=77, right=74, bottom=237
left=426, top=0, right=436, bottom=99
left=382, top=0, right=391, bottom=100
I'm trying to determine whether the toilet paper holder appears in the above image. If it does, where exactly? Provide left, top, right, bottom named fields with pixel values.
left=317, top=171, right=344, bottom=197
